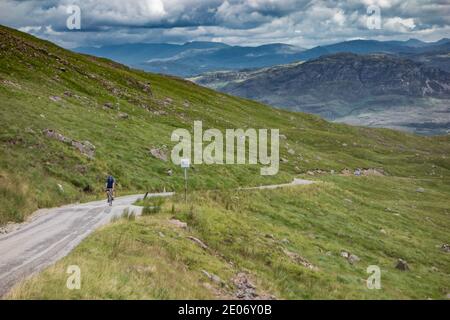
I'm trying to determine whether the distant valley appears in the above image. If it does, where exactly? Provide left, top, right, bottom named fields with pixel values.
left=76, top=38, right=450, bottom=135
left=191, top=53, right=450, bottom=135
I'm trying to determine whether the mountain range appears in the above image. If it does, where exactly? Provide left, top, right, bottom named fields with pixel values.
left=75, top=41, right=304, bottom=77
left=75, top=38, right=450, bottom=77
left=75, top=38, right=450, bottom=135
left=191, top=53, right=450, bottom=135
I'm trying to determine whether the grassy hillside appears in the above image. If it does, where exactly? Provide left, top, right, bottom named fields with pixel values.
left=1, top=25, right=449, bottom=226
left=8, top=176, right=450, bottom=299
left=1, top=25, right=449, bottom=299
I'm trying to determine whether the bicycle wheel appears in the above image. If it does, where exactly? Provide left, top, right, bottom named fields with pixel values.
left=107, top=190, right=113, bottom=206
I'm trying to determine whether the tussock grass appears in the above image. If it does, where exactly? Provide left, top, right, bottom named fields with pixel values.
left=135, top=197, right=165, bottom=216
left=1, top=25, right=449, bottom=225
left=8, top=176, right=450, bottom=299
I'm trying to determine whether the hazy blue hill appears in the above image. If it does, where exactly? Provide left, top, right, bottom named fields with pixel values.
left=74, top=43, right=182, bottom=65
left=296, top=38, right=450, bottom=61
left=181, top=41, right=230, bottom=49
left=385, top=38, right=428, bottom=47
left=75, top=38, right=450, bottom=77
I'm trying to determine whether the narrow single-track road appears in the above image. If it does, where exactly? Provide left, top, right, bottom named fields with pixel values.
left=0, top=192, right=173, bottom=296
left=0, top=179, right=313, bottom=297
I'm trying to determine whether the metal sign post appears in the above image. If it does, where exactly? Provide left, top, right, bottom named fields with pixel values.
left=180, top=158, right=190, bottom=203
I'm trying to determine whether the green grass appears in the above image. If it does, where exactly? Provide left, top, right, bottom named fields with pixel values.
left=8, top=176, right=449, bottom=299
left=1, top=25, right=449, bottom=300
left=136, top=196, right=166, bottom=215
left=1, top=24, right=449, bottom=225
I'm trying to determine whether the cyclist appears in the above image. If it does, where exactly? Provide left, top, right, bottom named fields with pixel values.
left=105, top=175, right=115, bottom=205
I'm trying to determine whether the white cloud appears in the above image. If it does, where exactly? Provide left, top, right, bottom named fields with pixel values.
left=384, top=17, right=416, bottom=32
left=0, top=0, right=448, bottom=48
left=19, top=25, right=42, bottom=33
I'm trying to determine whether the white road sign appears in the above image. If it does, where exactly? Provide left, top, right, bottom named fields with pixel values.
left=181, top=158, right=190, bottom=168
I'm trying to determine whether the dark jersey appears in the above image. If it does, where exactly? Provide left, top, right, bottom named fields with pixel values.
left=106, top=176, right=115, bottom=188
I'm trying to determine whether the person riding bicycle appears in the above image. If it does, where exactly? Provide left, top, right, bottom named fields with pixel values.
left=105, top=175, right=115, bottom=204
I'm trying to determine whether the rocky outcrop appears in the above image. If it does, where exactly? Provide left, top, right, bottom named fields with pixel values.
left=49, top=95, right=62, bottom=102
left=168, top=219, right=187, bottom=229
left=340, top=250, right=361, bottom=265
left=283, top=249, right=318, bottom=270
left=149, top=147, right=168, bottom=162
left=43, top=129, right=95, bottom=158
left=187, top=236, right=208, bottom=250
left=231, top=273, right=276, bottom=300
left=71, top=140, right=95, bottom=159
left=201, top=270, right=222, bottom=285
left=441, top=244, right=450, bottom=253
left=43, top=128, right=72, bottom=143
left=118, top=112, right=129, bottom=119
left=395, top=258, right=410, bottom=271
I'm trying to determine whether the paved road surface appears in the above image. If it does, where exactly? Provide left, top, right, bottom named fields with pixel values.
left=240, top=178, right=314, bottom=190
left=0, top=179, right=314, bottom=297
left=0, top=192, right=173, bottom=297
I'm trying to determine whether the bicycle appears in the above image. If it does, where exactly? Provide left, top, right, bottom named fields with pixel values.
left=106, top=188, right=114, bottom=206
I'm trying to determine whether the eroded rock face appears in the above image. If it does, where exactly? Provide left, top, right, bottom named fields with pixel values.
left=149, top=147, right=168, bottom=162
left=231, top=273, right=275, bottom=300
left=283, top=249, right=318, bottom=270
left=71, top=140, right=95, bottom=159
left=232, top=273, right=258, bottom=300
left=43, top=129, right=95, bottom=158
left=43, top=128, right=71, bottom=143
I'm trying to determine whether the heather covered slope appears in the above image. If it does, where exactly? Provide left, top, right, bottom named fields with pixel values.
left=0, top=24, right=449, bottom=225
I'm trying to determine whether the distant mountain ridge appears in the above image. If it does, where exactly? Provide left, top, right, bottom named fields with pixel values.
left=75, top=41, right=304, bottom=77
left=75, top=37, right=450, bottom=134
left=191, top=53, right=450, bottom=135
left=75, top=38, right=450, bottom=77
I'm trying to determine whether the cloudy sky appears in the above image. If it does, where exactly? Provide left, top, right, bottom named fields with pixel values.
left=0, top=0, right=449, bottom=48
